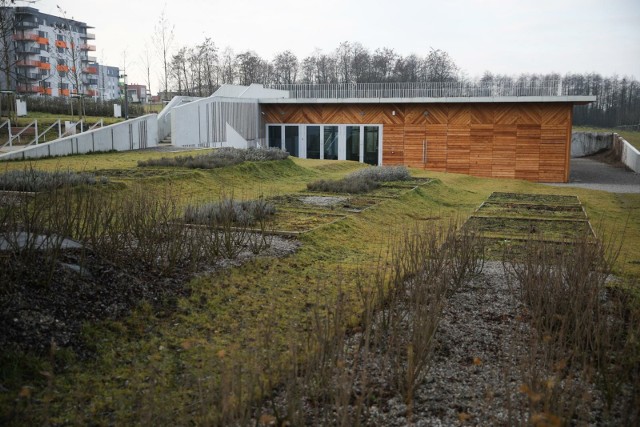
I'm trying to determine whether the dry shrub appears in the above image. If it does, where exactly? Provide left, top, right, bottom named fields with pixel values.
left=504, top=233, right=639, bottom=425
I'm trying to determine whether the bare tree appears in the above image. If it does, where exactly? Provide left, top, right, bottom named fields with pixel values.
left=236, top=50, right=262, bottom=86
left=272, top=50, right=298, bottom=84
left=423, top=48, right=458, bottom=82
left=220, top=47, right=235, bottom=84
left=140, top=43, right=152, bottom=102
left=154, top=5, right=174, bottom=99
left=335, top=41, right=353, bottom=83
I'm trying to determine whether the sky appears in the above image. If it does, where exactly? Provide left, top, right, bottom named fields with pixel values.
left=31, top=0, right=640, bottom=94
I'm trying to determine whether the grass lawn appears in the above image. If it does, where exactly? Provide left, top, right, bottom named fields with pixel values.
left=574, top=125, right=640, bottom=150
left=1, top=153, right=639, bottom=424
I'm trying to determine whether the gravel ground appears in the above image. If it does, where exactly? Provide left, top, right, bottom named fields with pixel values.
left=299, top=196, right=348, bottom=207
left=262, top=261, right=622, bottom=426
left=548, top=157, right=640, bottom=193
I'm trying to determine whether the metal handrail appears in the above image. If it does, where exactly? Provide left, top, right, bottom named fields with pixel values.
left=266, top=81, right=583, bottom=99
left=26, top=119, right=61, bottom=147
left=88, top=119, right=103, bottom=130
left=0, top=120, right=12, bottom=149
left=61, top=119, right=85, bottom=137
left=8, top=120, right=37, bottom=146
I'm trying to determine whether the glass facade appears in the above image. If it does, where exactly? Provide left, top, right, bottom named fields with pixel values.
left=266, top=124, right=380, bottom=164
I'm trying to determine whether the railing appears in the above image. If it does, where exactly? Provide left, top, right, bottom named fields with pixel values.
left=26, top=120, right=62, bottom=147
left=61, top=119, right=84, bottom=137
left=87, top=119, right=103, bottom=131
left=266, top=81, right=590, bottom=99
left=0, top=120, right=12, bottom=149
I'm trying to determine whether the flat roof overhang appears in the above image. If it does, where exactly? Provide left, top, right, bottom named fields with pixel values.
left=258, top=96, right=596, bottom=105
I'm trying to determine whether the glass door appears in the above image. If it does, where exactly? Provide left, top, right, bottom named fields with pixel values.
left=364, top=126, right=379, bottom=165
left=268, top=125, right=282, bottom=149
left=324, top=126, right=339, bottom=160
left=284, top=126, right=299, bottom=157
left=346, top=126, right=360, bottom=161
left=306, top=126, right=321, bottom=159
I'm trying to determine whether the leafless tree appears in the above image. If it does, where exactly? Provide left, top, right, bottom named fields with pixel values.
left=423, top=48, right=458, bottom=82
left=154, top=5, right=174, bottom=99
left=272, top=50, right=298, bottom=84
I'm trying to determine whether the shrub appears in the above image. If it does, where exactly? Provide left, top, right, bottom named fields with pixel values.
left=184, top=199, right=276, bottom=226
left=306, top=177, right=379, bottom=194
left=346, top=165, right=411, bottom=182
left=138, top=147, right=289, bottom=169
left=0, top=168, right=108, bottom=192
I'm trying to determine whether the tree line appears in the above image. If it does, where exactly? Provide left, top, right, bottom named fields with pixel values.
left=157, top=32, right=639, bottom=128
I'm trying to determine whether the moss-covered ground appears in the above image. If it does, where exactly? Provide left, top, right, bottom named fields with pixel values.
left=1, top=152, right=639, bottom=424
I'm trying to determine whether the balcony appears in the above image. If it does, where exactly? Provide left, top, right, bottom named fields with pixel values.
left=16, top=84, right=40, bottom=93
left=55, top=40, right=67, bottom=49
left=38, top=62, right=51, bottom=70
left=56, top=64, right=69, bottom=72
left=81, top=32, right=96, bottom=40
left=60, top=89, right=70, bottom=96
left=15, top=20, right=38, bottom=29
left=86, top=89, right=98, bottom=96
left=37, top=37, right=49, bottom=45
left=16, top=60, right=40, bottom=67
left=15, top=45, right=41, bottom=54
left=79, top=44, right=96, bottom=51
left=83, top=66, right=98, bottom=74
left=13, top=33, right=38, bottom=42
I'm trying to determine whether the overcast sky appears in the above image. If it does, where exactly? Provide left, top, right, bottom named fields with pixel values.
left=33, top=0, right=640, bottom=93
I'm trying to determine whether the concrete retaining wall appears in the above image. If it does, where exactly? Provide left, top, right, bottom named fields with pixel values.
left=171, top=96, right=259, bottom=148
left=571, top=132, right=613, bottom=158
left=0, top=115, right=158, bottom=161
left=613, top=133, right=640, bottom=173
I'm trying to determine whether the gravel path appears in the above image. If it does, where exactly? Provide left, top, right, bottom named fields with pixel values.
left=548, top=157, right=640, bottom=193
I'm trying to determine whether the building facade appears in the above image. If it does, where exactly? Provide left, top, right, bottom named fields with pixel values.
left=0, top=6, right=118, bottom=99
left=97, top=64, right=120, bottom=101
left=170, top=83, right=595, bottom=183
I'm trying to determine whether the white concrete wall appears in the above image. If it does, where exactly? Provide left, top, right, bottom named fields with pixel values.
left=171, top=96, right=259, bottom=148
left=0, top=115, right=158, bottom=161
left=157, top=96, right=204, bottom=142
left=571, top=132, right=613, bottom=157
left=614, top=134, right=640, bottom=173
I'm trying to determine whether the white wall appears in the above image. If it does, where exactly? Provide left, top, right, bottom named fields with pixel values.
left=171, top=96, right=259, bottom=148
left=0, top=115, right=158, bottom=161
left=157, top=96, right=204, bottom=142
left=614, top=134, right=640, bottom=173
left=571, top=132, right=613, bottom=157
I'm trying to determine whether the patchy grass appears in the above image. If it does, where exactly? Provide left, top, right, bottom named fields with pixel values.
left=1, top=152, right=639, bottom=424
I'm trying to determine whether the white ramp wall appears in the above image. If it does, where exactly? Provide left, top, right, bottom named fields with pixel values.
left=0, top=115, right=158, bottom=161
left=614, top=134, right=640, bottom=173
left=171, top=97, right=259, bottom=148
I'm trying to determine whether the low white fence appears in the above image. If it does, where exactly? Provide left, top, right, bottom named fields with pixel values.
left=0, top=114, right=158, bottom=161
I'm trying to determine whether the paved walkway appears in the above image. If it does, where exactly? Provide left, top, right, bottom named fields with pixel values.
left=549, top=158, right=640, bottom=193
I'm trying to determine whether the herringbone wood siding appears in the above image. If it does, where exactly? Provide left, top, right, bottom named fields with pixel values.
left=261, top=103, right=573, bottom=182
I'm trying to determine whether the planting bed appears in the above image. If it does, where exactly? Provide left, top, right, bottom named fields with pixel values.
left=270, top=194, right=379, bottom=214
left=466, top=192, right=595, bottom=259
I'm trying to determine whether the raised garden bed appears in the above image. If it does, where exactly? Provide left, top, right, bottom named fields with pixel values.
left=487, top=192, right=580, bottom=205
left=476, top=201, right=585, bottom=220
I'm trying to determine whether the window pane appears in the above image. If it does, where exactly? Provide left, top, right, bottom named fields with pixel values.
left=285, top=126, right=299, bottom=157
left=306, top=126, right=320, bottom=159
left=364, top=126, right=379, bottom=165
left=324, top=126, right=338, bottom=160
left=346, top=126, right=360, bottom=162
left=268, top=125, right=281, bottom=149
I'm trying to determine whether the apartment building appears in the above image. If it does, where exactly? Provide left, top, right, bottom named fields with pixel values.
left=0, top=6, right=118, bottom=99
left=97, top=64, right=120, bottom=101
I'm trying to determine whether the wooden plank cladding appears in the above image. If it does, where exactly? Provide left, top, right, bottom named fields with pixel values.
left=260, top=102, right=574, bottom=182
